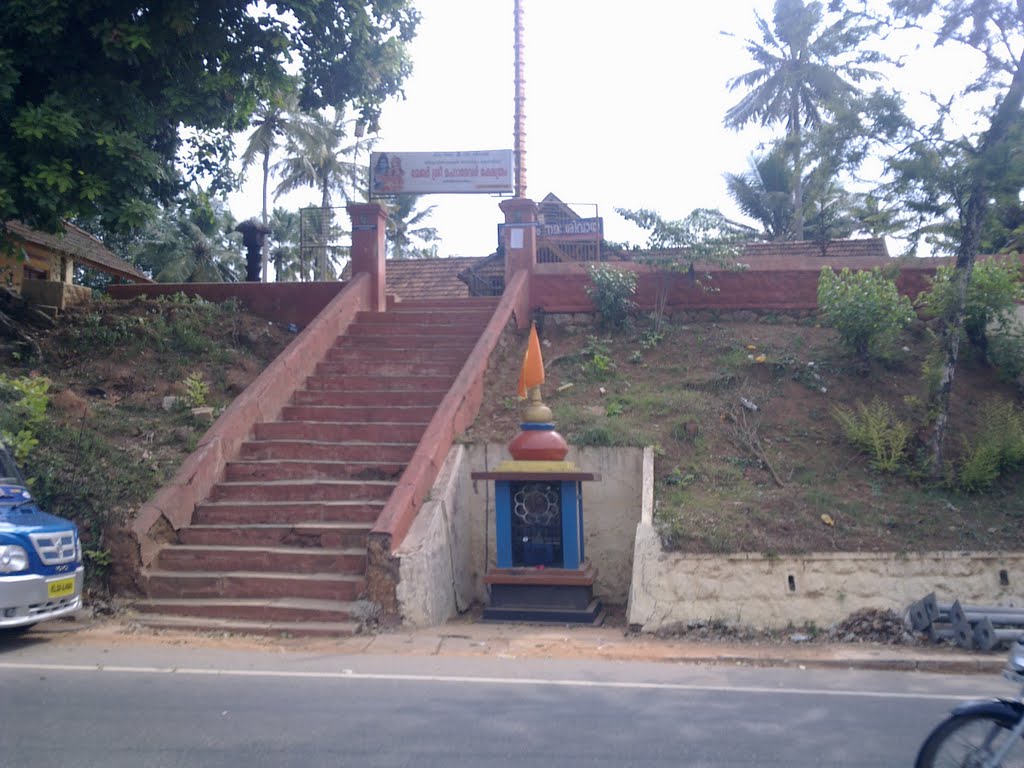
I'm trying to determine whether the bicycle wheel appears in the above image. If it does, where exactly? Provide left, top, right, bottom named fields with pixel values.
left=915, top=712, right=1024, bottom=768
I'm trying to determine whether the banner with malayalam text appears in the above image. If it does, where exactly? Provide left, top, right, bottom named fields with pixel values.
left=370, top=150, right=513, bottom=195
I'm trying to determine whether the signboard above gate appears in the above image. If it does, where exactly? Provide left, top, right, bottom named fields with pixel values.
left=370, top=150, right=513, bottom=196
left=539, top=217, right=603, bottom=242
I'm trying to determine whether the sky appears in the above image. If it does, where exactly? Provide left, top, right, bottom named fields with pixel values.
left=226, top=0, right=983, bottom=260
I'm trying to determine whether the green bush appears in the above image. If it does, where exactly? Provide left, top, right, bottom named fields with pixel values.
left=817, top=267, right=915, bottom=359
left=586, top=265, right=637, bottom=331
left=182, top=371, right=210, bottom=408
left=0, top=374, right=51, bottom=462
left=832, top=398, right=910, bottom=473
left=919, top=257, right=1023, bottom=347
left=987, top=325, right=1024, bottom=383
left=580, top=336, right=617, bottom=381
left=955, top=400, right=1024, bottom=491
left=958, top=440, right=1002, bottom=492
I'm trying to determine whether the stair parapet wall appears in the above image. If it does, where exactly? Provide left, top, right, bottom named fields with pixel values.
left=117, top=274, right=374, bottom=591
left=529, top=262, right=940, bottom=315
left=366, top=272, right=529, bottom=613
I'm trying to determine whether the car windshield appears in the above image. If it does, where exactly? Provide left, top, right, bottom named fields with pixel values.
left=0, top=447, right=24, bottom=485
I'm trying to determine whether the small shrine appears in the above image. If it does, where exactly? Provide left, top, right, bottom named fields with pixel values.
left=471, top=323, right=603, bottom=624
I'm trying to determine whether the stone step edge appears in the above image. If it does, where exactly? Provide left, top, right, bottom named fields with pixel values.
left=163, top=544, right=366, bottom=556
left=135, top=597, right=360, bottom=611
left=128, top=614, right=360, bottom=636
left=185, top=522, right=373, bottom=530
left=213, top=479, right=398, bottom=488
left=196, top=500, right=385, bottom=509
left=239, top=440, right=418, bottom=447
left=145, top=570, right=366, bottom=582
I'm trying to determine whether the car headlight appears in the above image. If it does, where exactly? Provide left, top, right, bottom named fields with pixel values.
left=0, top=544, right=29, bottom=573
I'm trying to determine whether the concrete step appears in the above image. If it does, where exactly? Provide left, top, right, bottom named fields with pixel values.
left=253, top=421, right=428, bottom=443
left=156, top=545, right=366, bottom=574
left=354, top=308, right=496, bottom=325
left=238, top=440, right=416, bottom=463
left=180, top=522, right=372, bottom=549
left=279, top=404, right=438, bottom=424
left=225, top=459, right=405, bottom=482
left=303, top=374, right=455, bottom=392
left=134, top=597, right=362, bottom=623
left=209, top=479, right=395, bottom=503
left=129, top=613, right=359, bottom=638
left=383, top=297, right=499, bottom=312
left=322, top=345, right=469, bottom=363
left=193, top=500, right=385, bottom=525
left=143, top=570, right=365, bottom=601
left=339, top=334, right=477, bottom=349
left=290, top=389, right=448, bottom=407
left=314, top=359, right=465, bottom=377
left=345, top=323, right=484, bottom=340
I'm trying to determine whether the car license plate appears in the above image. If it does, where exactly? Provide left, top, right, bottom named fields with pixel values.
left=47, top=577, right=75, bottom=599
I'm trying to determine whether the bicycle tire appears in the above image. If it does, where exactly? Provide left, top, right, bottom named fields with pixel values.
left=915, top=711, right=1024, bottom=768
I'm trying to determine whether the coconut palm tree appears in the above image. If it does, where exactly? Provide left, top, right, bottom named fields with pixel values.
left=724, top=0, right=883, bottom=239
left=267, top=207, right=305, bottom=282
left=239, top=81, right=299, bottom=282
left=386, top=194, right=440, bottom=258
left=273, top=109, right=375, bottom=280
left=134, top=193, right=244, bottom=283
left=724, top=146, right=794, bottom=241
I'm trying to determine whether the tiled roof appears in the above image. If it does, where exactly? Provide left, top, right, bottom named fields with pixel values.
left=5, top=220, right=151, bottom=282
left=742, top=238, right=890, bottom=261
left=381, top=257, right=483, bottom=300
left=621, top=238, right=893, bottom=271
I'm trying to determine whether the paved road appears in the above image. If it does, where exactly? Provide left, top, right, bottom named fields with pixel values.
left=1, top=634, right=1009, bottom=768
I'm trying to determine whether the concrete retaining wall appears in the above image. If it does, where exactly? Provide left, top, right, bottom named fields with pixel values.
left=398, top=442, right=1024, bottom=632
left=626, top=447, right=1024, bottom=631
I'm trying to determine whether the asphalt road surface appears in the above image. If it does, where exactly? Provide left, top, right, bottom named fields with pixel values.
left=1, top=637, right=1008, bottom=768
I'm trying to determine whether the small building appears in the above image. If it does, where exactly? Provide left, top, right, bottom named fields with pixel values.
left=2, top=220, right=151, bottom=310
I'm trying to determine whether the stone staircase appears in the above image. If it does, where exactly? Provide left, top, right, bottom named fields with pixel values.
left=134, top=297, right=499, bottom=636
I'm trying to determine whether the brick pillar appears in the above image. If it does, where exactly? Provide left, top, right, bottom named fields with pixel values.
left=499, top=197, right=537, bottom=329
left=347, top=203, right=388, bottom=311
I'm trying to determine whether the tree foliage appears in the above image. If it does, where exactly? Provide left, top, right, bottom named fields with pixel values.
left=0, top=0, right=419, bottom=236
left=724, top=0, right=888, bottom=239
left=386, top=195, right=439, bottom=259
left=879, top=0, right=1024, bottom=473
left=130, top=193, right=245, bottom=283
left=919, top=256, right=1024, bottom=349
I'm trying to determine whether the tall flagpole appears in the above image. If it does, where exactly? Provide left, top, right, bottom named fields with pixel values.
left=513, top=0, right=526, bottom=198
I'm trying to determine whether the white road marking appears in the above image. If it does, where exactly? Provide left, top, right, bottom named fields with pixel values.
left=0, top=661, right=982, bottom=701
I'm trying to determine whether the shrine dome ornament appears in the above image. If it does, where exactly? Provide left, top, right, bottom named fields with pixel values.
left=505, top=322, right=570, bottom=464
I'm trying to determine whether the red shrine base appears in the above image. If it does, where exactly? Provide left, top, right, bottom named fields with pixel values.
left=481, top=561, right=604, bottom=625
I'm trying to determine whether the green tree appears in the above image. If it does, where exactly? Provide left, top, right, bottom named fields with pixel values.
left=724, top=0, right=885, bottom=239
left=919, top=257, right=1024, bottom=352
left=240, top=81, right=300, bottom=282
left=386, top=195, right=439, bottom=259
left=267, top=207, right=304, bottom=282
left=0, top=1, right=419, bottom=238
left=616, top=207, right=753, bottom=330
left=724, top=145, right=794, bottom=240
left=132, top=193, right=244, bottom=283
left=883, top=0, right=1024, bottom=474
left=273, top=110, right=374, bottom=279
